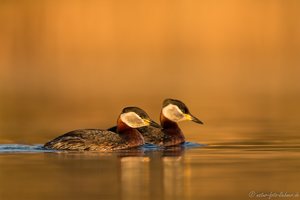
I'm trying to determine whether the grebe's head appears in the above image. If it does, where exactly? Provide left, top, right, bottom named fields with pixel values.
left=120, top=107, right=161, bottom=128
left=162, top=98, right=203, bottom=124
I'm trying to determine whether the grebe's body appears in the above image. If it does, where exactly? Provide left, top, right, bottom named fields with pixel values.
left=44, top=107, right=160, bottom=151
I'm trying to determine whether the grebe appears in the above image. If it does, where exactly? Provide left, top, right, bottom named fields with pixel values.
left=110, top=99, right=203, bottom=147
left=44, top=107, right=160, bottom=151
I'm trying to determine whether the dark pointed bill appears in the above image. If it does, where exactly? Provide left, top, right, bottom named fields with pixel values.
left=149, top=120, right=161, bottom=128
left=189, top=114, right=204, bottom=124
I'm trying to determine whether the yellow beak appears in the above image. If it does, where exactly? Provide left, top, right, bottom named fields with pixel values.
left=184, top=114, right=203, bottom=124
left=143, top=119, right=161, bottom=128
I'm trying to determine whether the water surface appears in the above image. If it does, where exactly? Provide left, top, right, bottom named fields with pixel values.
left=0, top=139, right=299, bottom=200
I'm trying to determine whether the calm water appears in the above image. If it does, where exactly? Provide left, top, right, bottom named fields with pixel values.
left=1, top=95, right=300, bottom=200
left=0, top=130, right=299, bottom=200
left=1, top=93, right=299, bottom=200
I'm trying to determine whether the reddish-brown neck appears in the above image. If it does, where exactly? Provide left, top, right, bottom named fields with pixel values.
left=116, top=116, right=144, bottom=146
left=160, top=112, right=185, bottom=146
left=117, top=117, right=132, bottom=133
left=160, top=112, right=180, bottom=129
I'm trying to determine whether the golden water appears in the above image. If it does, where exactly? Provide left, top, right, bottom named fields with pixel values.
left=0, top=96, right=299, bottom=200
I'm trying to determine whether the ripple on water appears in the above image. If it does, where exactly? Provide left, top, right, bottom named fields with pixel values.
left=0, top=142, right=205, bottom=154
left=0, top=144, right=56, bottom=153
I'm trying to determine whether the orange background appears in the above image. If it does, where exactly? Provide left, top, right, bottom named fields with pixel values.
left=0, top=0, right=299, bottom=143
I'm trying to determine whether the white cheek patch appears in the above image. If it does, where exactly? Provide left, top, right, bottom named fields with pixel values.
left=162, top=104, right=185, bottom=122
left=120, top=112, right=146, bottom=128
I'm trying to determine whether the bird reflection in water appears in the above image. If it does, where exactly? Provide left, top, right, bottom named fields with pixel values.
left=120, top=156, right=150, bottom=200
left=119, top=146, right=187, bottom=200
left=162, top=146, right=186, bottom=200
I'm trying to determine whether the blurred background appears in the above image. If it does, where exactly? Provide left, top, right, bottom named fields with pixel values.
left=0, top=0, right=299, bottom=144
